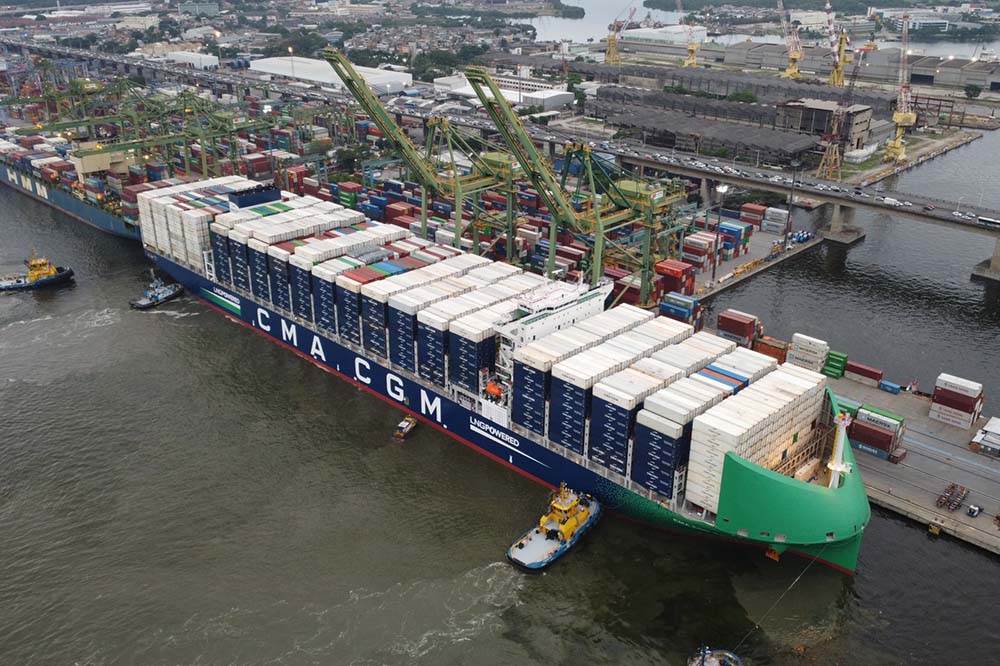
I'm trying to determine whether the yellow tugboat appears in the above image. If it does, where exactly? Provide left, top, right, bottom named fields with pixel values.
left=507, top=483, right=601, bottom=570
left=0, top=250, right=74, bottom=292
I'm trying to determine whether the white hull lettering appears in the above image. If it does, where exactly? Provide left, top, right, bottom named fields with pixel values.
left=256, top=308, right=271, bottom=332
left=309, top=335, right=327, bottom=362
left=420, top=390, right=442, bottom=423
left=386, top=374, right=405, bottom=402
left=280, top=319, right=298, bottom=346
left=354, top=357, right=372, bottom=384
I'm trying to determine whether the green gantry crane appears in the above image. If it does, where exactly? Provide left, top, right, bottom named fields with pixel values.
left=463, top=66, right=686, bottom=301
left=323, top=48, right=522, bottom=259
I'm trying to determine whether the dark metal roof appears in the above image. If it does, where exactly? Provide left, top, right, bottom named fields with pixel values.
left=603, top=107, right=819, bottom=154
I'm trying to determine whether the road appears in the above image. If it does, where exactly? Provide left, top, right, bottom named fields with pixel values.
left=4, top=37, right=1000, bottom=236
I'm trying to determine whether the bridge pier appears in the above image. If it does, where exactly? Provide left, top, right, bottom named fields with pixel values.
left=700, top=178, right=712, bottom=206
left=821, top=203, right=866, bottom=245
left=972, top=237, right=1000, bottom=283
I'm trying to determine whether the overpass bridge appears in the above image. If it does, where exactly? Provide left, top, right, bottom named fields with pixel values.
left=3, top=37, right=999, bottom=281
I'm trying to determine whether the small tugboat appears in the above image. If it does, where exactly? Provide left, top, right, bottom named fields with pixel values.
left=0, top=250, right=74, bottom=292
left=130, top=274, right=183, bottom=310
left=393, top=415, right=418, bottom=441
left=507, top=483, right=600, bottom=571
left=689, top=646, right=744, bottom=666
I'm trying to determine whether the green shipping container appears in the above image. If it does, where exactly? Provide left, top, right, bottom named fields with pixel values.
left=860, top=404, right=905, bottom=425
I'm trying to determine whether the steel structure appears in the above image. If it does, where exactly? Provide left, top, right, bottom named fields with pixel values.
left=606, top=5, right=635, bottom=66
left=464, top=66, right=686, bottom=303
left=826, top=0, right=852, bottom=89
left=776, top=0, right=802, bottom=79
left=885, top=14, right=916, bottom=163
left=323, top=48, right=522, bottom=257
left=676, top=0, right=698, bottom=68
left=816, top=52, right=863, bottom=181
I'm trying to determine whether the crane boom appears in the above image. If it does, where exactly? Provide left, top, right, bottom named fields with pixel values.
left=884, top=14, right=916, bottom=162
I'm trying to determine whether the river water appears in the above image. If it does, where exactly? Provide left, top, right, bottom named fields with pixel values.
left=1, top=134, right=998, bottom=663
left=527, top=0, right=1000, bottom=58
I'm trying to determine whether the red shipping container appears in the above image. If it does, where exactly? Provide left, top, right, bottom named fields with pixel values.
left=844, top=361, right=883, bottom=381
left=932, top=386, right=983, bottom=414
left=849, top=420, right=896, bottom=452
left=718, top=310, right=757, bottom=339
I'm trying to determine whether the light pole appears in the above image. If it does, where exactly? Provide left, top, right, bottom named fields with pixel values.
left=214, top=31, right=222, bottom=70
left=288, top=46, right=295, bottom=80
left=711, top=184, right=730, bottom=283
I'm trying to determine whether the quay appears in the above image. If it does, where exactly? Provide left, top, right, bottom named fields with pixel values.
left=829, top=377, right=1000, bottom=557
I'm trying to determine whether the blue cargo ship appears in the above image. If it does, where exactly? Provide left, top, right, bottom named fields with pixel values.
left=137, top=177, right=871, bottom=574
left=0, top=164, right=141, bottom=240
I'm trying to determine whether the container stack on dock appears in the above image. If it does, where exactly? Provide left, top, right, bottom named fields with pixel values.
left=659, top=292, right=703, bottom=330
left=846, top=404, right=907, bottom=462
left=786, top=333, right=829, bottom=373
left=716, top=309, right=761, bottom=348
left=930, top=373, right=984, bottom=430
left=822, top=350, right=848, bottom=379
left=760, top=207, right=790, bottom=235
left=843, top=360, right=884, bottom=387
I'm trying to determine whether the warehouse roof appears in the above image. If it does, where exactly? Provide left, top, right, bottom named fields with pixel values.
left=249, top=56, right=412, bottom=91
left=604, top=108, right=818, bottom=154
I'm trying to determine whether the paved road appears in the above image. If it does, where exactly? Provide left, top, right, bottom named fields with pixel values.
left=5, top=38, right=1000, bottom=235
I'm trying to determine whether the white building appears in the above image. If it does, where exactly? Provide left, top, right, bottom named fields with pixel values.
left=249, top=56, right=412, bottom=93
left=789, top=11, right=829, bottom=30
left=117, top=16, right=159, bottom=31
left=620, top=25, right=709, bottom=46
left=523, top=89, right=574, bottom=111
left=166, top=51, right=219, bottom=70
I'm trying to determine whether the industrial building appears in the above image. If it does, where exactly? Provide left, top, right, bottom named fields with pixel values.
left=249, top=57, right=412, bottom=94
left=596, top=107, right=819, bottom=165
left=164, top=51, right=219, bottom=70
left=619, top=25, right=709, bottom=47
left=434, top=72, right=567, bottom=107
left=777, top=99, right=874, bottom=150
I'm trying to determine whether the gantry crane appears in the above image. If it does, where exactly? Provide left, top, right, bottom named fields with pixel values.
left=324, top=49, right=522, bottom=257
left=464, top=66, right=686, bottom=302
left=776, top=0, right=802, bottom=79
left=826, top=1, right=852, bottom=87
left=816, top=51, right=864, bottom=181
left=885, top=14, right=916, bottom=163
left=676, top=0, right=698, bottom=67
left=606, top=5, right=636, bottom=66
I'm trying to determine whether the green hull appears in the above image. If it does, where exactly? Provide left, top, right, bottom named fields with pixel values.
left=609, top=394, right=871, bottom=573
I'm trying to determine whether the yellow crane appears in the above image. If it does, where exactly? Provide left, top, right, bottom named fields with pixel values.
left=825, top=2, right=853, bottom=87
left=777, top=0, right=802, bottom=79
left=676, top=0, right=698, bottom=67
left=885, top=14, right=916, bottom=163
left=606, top=5, right=636, bottom=65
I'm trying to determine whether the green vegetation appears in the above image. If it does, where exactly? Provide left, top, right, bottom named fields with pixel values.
left=965, top=84, right=982, bottom=99
left=552, top=0, right=585, bottom=19
left=726, top=90, right=758, bottom=104
left=910, top=24, right=1000, bottom=42
left=412, top=1, right=584, bottom=19
left=731, top=190, right=788, bottom=208
left=262, top=30, right=329, bottom=58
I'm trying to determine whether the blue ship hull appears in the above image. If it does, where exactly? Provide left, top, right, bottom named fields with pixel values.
left=0, top=165, right=141, bottom=240
left=149, top=251, right=866, bottom=574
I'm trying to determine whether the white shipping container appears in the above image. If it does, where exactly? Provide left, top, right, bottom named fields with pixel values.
left=934, top=373, right=984, bottom=399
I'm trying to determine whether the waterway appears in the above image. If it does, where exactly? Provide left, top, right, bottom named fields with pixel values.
left=528, top=0, right=1000, bottom=59
left=0, top=139, right=998, bottom=663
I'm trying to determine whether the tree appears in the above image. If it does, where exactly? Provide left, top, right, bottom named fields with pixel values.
left=965, top=84, right=982, bottom=99
left=727, top=90, right=758, bottom=104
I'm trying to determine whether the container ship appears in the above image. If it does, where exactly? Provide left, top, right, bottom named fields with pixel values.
left=133, top=176, right=871, bottom=573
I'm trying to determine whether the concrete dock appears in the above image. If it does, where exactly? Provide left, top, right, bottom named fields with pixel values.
left=828, top=376, right=1000, bottom=556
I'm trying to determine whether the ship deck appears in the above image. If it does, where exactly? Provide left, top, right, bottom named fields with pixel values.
left=828, top=377, right=1000, bottom=558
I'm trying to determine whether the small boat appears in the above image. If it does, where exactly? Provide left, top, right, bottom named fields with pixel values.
left=0, top=250, right=74, bottom=292
left=507, top=483, right=600, bottom=571
left=393, top=415, right=418, bottom=441
left=130, top=275, right=183, bottom=309
left=689, top=646, right=744, bottom=666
